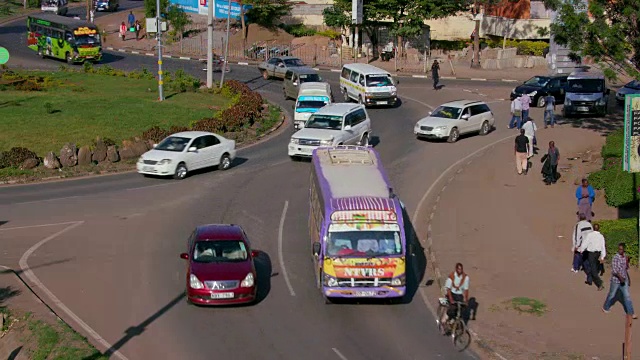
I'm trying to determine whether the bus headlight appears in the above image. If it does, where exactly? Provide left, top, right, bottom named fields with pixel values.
left=391, top=275, right=405, bottom=286
left=324, top=274, right=338, bottom=287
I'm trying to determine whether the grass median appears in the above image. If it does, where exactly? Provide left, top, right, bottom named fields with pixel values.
left=0, top=70, right=231, bottom=157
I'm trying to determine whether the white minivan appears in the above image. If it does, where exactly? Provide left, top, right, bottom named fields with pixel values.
left=293, top=82, right=332, bottom=130
left=41, top=0, right=68, bottom=15
left=339, top=63, right=398, bottom=107
left=288, top=103, right=372, bottom=159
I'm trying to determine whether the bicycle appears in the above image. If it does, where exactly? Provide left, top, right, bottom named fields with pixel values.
left=436, top=298, right=472, bottom=351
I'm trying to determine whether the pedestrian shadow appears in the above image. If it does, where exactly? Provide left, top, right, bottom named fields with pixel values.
left=435, top=84, right=446, bottom=90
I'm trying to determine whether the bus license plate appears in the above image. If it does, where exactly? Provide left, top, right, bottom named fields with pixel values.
left=211, top=292, right=234, bottom=299
left=377, top=101, right=388, bottom=105
left=577, top=106, right=589, bottom=112
left=355, top=291, right=376, bottom=297
left=143, top=166, right=153, bottom=172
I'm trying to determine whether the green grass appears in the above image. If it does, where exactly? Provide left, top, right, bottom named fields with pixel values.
left=507, top=297, right=547, bottom=316
left=256, top=104, right=282, bottom=135
left=22, top=317, right=108, bottom=360
left=0, top=71, right=231, bottom=156
left=30, top=319, right=60, bottom=360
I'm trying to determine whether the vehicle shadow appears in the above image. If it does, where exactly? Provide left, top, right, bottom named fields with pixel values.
left=97, top=52, right=126, bottom=65
left=185, top=157, right=249, bottom=178
left=0, top=221, right=7, bottom=227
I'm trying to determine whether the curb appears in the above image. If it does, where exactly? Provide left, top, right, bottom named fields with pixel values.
left=101, top=47, right=527, bottom=83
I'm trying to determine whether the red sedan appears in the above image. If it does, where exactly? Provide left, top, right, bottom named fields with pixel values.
left=180, top=224, right=259, bottom=305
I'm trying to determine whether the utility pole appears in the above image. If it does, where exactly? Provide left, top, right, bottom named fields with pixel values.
left=624, top=314, right=633, bottom=359
left=86, top=0, right=91, bottom=21
left=156, top=0, right=164, bottom=101
left=471, top=0, right=481, bottom=68
left=219, top=0, right=231, bottom=88
left=206, top=0, right=214, bottom=88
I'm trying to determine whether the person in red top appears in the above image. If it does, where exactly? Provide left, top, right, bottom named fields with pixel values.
left=119, top=22, right=126, bottom=41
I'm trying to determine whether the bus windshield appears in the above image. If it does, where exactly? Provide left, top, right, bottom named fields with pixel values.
left=75, top=34, right=100, bottom=45
left=327, top=230, right=402, bottom=257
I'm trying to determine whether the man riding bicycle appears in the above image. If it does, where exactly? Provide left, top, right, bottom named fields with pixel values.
left=441, top=263, right=470, bottom=324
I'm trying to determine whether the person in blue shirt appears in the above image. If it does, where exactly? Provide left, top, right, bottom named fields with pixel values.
left=127, top=11, right=135, bottom=28
left=576, top=178, right=596, bottom=222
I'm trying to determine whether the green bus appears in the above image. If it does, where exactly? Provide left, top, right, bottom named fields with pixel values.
left=27, top=13, right=102, bottom=64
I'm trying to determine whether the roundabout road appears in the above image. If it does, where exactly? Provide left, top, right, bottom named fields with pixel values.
left=0, top=14, right=524, bottom=359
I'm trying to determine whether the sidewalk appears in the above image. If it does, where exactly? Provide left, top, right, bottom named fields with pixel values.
left=425, top=126, right=631, bottom=359
left=93, top=11, right=545, bottom=82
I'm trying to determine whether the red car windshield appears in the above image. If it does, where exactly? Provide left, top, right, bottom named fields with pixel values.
left=193, top=240, right=248, bottom=263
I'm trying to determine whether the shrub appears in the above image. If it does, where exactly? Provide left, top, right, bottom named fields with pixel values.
left=601, top=129, right=624, bottom=159
left=0, top=147, right=38, bottom=168
left=486, top=39, right=549, bottom=56
left=83, top=62, right=94, bottom=73
left=281, top=23, right=316, bottom=37
left=588, top=162, right=640, bottom=207
left=316, top=29, right=341, bottom=39
left=192, top=117, right=225, bottom=133
left=141, top=126, right=172, bottom=143
left=598, top=218, right=639, bottom=266
left=44, top=102, right=55, bottom=114
left=166, top=69, right=201, bottom=93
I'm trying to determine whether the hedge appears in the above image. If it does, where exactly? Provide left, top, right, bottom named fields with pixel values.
left=601, top=129, right=624, bottom=159
left=588, top=160, right=640, bottom=207
left=598, top=218, right=639, bottom=266
left=486, top=39, right=548, bottom=56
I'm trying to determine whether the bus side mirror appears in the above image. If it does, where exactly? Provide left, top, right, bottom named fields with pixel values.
left=312, top=242, right=321, bottom=257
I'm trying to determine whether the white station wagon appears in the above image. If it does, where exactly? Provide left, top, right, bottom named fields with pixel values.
left=137, top=131, right=236, bottom=179
left=414, top=100, right=495, bottom=143
left=288, top=103, right=372, bottom=159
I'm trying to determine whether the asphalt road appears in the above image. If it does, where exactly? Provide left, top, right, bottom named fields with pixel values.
left=0, top=7, right=525, bottom=359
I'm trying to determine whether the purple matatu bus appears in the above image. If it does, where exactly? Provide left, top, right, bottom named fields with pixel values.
left=309, top=145, right=407, bottom=302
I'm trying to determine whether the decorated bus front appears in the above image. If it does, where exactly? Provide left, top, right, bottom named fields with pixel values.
left=321, top=206, right=406, bottom=299
left=70, top=26, right=101, bottom=62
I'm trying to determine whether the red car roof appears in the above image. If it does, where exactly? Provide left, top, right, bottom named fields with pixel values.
left=195, top=224, right=244, bottom=241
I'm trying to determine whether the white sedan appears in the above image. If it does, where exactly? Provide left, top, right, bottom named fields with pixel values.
left=137, top=131, right=236, bottom=179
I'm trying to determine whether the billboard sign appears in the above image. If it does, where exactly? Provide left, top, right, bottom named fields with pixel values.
left=195, top=0, right=252, bottom=19
left=623, top=94, right=640, bottom=172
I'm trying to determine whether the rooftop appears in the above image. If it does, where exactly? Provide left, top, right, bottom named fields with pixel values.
left=314, top=146, right=391, bottom=199
left=29, top=12, right=95, bottom=28
left=440, top=100, right=484, bottom=108
left=343, top=63, right=390, bottom=75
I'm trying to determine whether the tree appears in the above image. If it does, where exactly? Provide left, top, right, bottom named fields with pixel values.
left=543, top=0, right=640, bottom=79
left=167, top=4, right=192, bottom=40
left=144, top=0, right=170, bottom=18
left=245, top=0, right=292, bottom=29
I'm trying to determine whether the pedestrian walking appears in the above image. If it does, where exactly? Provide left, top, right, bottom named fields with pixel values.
left=576, top=178, right=596, bottom=222
left=603, top=243, right=637, bottom=318
left=135, top=20, right=141, bottom=41
left=509, top=96, right=523, bottom=129
left=128, top=11, right=135, bottom=28
left=541, top=141, right=559, bottom=184
left=520, top=93, right=532, bottom=123
left=119, top=22, right=126, bottom=41
left=571, top=213, right=593, bottom=273
left=577, top=223, right=606, bottom=291
left=544, top=94, right=556, bottom=128
left=431, top=60, right=440, bottom=90
left=515, top=129, right=530, bottom=175
left=521, top=117, right=537, bottom=159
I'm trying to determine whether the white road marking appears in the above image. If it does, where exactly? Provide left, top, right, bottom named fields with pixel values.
left=13, top=195, right=80, bottom=205
left=332, top=347, right=349, bottom=360
left=145, top=53, right=154, bottom=56
left=238, top=62, right=249, bottom=65
left=470, top=78, right=487, bottom=81
left=179, top=56, right=190, bottom=60
left=18, top=221, right=129, bottom=360
left=278, top=200, right=295, bottom=296
left=131, top=51, right=139, bottom=54
left=0, top=221, right=81, bottom=231
left=330, top=69, right=341, bottom=72
left=399, top=95, right=434, bottom=110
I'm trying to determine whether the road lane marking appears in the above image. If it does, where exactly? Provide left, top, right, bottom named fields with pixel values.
left=278, top=200, right=295, bottom=296
left=18, top=221, right=129, bottom=360
left=399, top=95, right=434, bottom=110
left=332, top=348, right=349, bottom=360
left=0, top=221, right=81, bottom=231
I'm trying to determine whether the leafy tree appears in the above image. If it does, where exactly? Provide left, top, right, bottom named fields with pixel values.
left=245, top=0, right=292, bottom=29
left=144, top=0, right=169, bottom=18
left=543, top=0, right=640, bottom=79
left=167, top=5, right=192, bottom=39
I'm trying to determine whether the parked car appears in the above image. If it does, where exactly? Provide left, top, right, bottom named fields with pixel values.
left=510, top=75, right=568, bottom=107
left=288, top=103, right=372, bottom=159
left=136, top=131, right=236, bottom=179
left=180, top=224, right=260, bottom=306
left=616, top=80, right=640, bottom=104
left=414, top=100, right=495, bottom=143
left=258, top=56, right=306, bottom=80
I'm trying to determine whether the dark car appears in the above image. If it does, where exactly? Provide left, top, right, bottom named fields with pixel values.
left=615, top=80, right=640, bottom=104
left=510, top=75, right=568, bottom=107
left=180, top=224, right=259, bottom=306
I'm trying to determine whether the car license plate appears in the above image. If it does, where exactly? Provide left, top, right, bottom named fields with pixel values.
left=143, top=166, right=153, bottom=172
left=577, top=106, right=589, bottom=112
left=355, top=291, right=376, bottom=297
left=211, top=292, right=234, bottom=299
left=377, top=101, right=388, bottom=105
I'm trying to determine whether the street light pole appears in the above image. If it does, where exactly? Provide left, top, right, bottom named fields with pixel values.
left=206, top=0, right=214, bottom=88
left=219, top=0, right=231, bottom=88
left=472, top=0, right=481, bottom=68
left=156, top=0, right=164, bottom=101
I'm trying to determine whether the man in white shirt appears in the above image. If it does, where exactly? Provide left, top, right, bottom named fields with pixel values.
left=521, top=117, right=537, bottom=158
left=571, top=213, right=593, bottom=273
left=509, top=96, right=523, bottom=129
left=577, top=223, right=606, bottom=290
left=440, top=263, right=470, bottom=324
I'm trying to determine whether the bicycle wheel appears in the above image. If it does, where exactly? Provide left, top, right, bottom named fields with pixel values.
left=452, top=320, right=472, bottom=351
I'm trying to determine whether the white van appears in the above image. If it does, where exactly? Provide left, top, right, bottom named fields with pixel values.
left=41, top=0, right=68, bottom=15
left=293, top=82, right=332, bottom=130
left=339, top=63, right=398, bottom=107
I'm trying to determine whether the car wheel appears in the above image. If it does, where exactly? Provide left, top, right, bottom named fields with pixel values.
left=359, top=133, right=369, bottom=146
left=65, top=52, right=73, bottom=65
left=290, top=155, right=298, bottom=162
left=218, top=153, right=232, bottom=170
left=537, top=96, right=546, bottom=108
left=447, top=128, right=459, bottom=143
left=262, top=70, right=269, bottom=80
left=342, top=88, right=350, bottom=102
left=174, top=162, right=188, bottom=180
left=479, top=121, right=490, bottom=135
left=283, top=88, right=289, bottom=100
